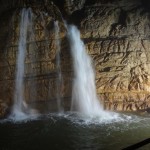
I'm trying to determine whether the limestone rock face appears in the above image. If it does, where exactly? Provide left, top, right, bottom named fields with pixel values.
left=0, top=0, right=150, bottom=116
left=0, top=0, right=72, bottom=114
left=77, top=0, right=150, bottom=111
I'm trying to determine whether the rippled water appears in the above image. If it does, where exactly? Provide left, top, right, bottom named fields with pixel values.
left=0, top=112, right=150, bottom=150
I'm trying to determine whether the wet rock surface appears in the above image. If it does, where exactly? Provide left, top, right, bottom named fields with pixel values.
left=0, top=0, right=150, bottom=116
left=0, top=100, right=9, bottom=118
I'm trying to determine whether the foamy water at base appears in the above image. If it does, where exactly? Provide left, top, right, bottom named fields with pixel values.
left=0, top=112, right=150, bottom=150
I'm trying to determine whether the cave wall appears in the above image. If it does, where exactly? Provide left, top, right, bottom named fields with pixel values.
left=0, top=0, right=72, bottom=116
left=0, top=0, right=150, bottom=117
left=63, top=0, right=150, bottom=111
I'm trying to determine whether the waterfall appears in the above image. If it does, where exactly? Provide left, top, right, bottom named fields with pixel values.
left=11, top=8, right=32, bottom=119
left=67, top=25, right=107, bottom=116
left=54, top=21, right=64, bottom=113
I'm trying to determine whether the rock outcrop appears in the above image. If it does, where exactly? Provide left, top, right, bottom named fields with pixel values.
left=0, top=0, right=150, bottom=117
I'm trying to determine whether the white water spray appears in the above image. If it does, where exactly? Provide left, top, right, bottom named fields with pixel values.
left=67, top=25, right=114, bottom=118
left=11, top=8, right=32, bottom=119
left=54, top=21, right=64, bottom=113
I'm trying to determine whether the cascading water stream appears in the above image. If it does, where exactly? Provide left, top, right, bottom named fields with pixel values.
left=54, top=21, right=64, bottom=113
left=11, top=8, right=33, bottom=119
left=67, top=25, right=102, bottom=116
left=8, top=7, right=119, bottom=121
left=67, top=25, right=116, bottom=118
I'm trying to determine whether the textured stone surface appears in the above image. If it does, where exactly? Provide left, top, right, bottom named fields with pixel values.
left=78, top=0, right=150, bottom=111
left=0, top=99, right=8, bottom=118
left=0, top=0, right=71, bottom=115
left=0, top=0, right=150, bottom=116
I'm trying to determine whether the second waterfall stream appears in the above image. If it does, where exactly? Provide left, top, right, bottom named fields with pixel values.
left=67, top=24, right=119, bottom=119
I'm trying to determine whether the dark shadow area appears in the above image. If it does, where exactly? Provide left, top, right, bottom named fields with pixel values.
left=85, top=0, right=116, bottom=6
left=141, top=0, right=150, bottom=11
left=52, top=0, right=68, bottom=19
left=122, top=138, right=150, bottom=150
left=68, top=9, right=86, bottom=27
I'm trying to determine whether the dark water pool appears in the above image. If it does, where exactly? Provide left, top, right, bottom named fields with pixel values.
left=0, top=112, right=150, bottom=150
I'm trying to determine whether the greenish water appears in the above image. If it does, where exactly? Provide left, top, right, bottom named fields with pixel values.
left=0, top=112, right=150, bottom=150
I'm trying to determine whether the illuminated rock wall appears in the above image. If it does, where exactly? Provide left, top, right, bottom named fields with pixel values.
left=0, top=0, right=150, bottom=117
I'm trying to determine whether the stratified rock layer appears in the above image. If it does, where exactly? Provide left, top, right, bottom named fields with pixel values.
left=0, top=0, right=150, bottom=116
left=77, top=0, right=150, bottom=111
left=0, top=0, right=72, bottom=114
